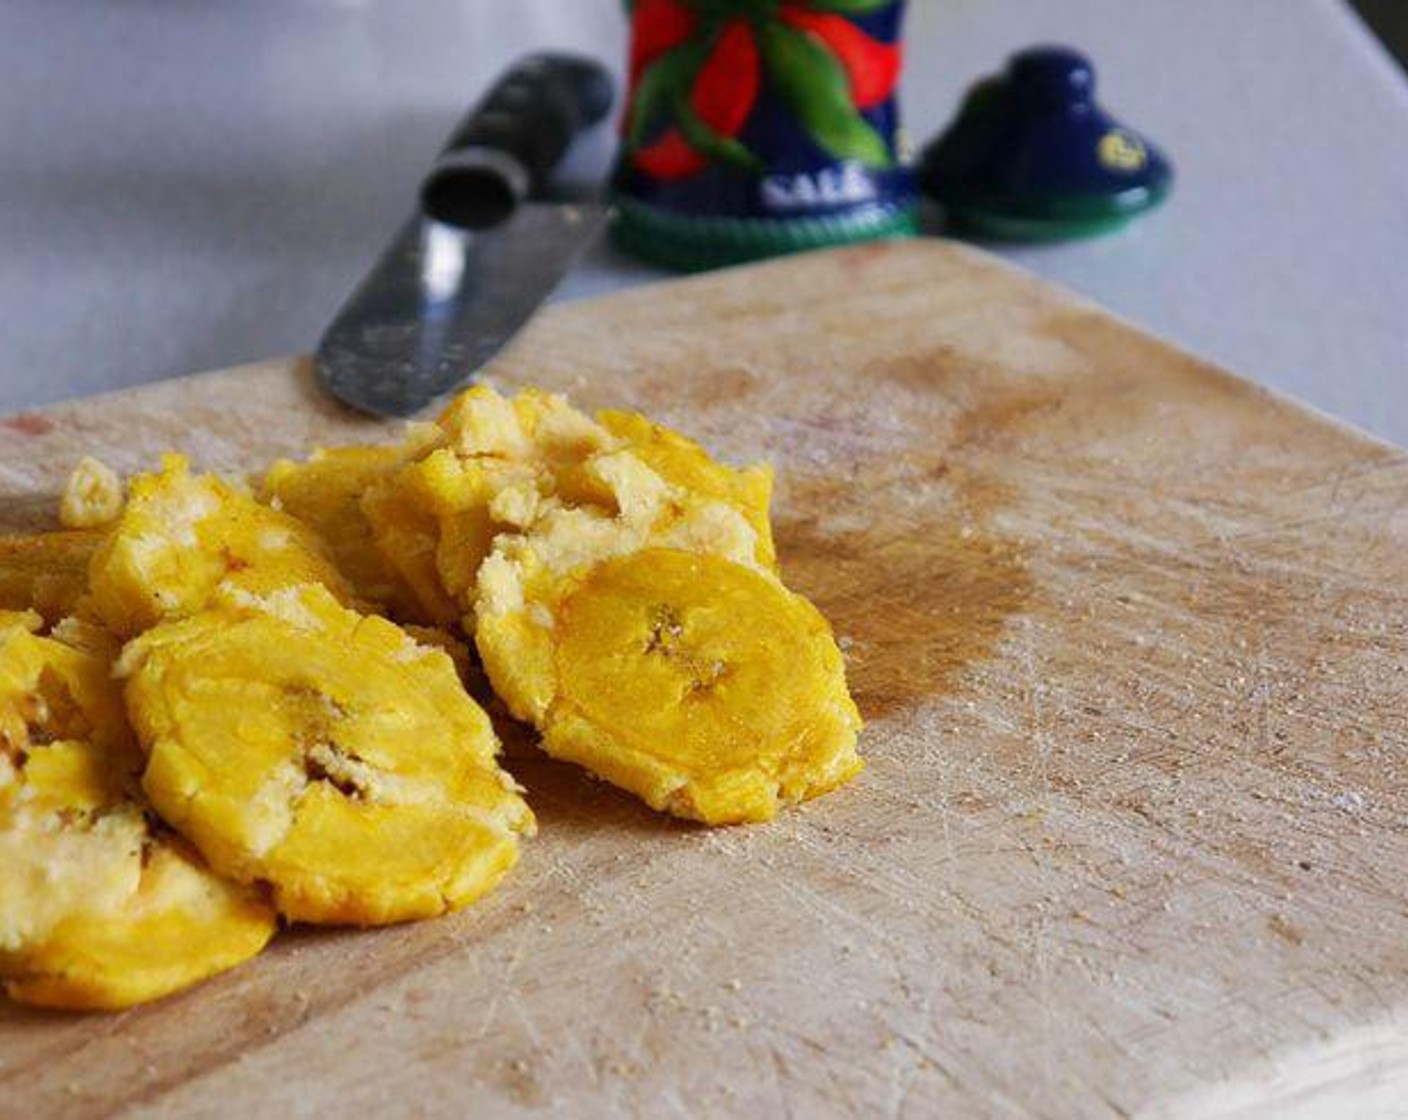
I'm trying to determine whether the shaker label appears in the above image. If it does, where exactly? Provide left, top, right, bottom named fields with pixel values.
left=761, top=163, right=879, bottom=212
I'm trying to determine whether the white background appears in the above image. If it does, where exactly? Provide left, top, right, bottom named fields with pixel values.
left=2, top=0, right=1406, bottom=445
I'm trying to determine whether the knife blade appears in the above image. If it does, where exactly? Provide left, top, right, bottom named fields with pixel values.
left=316, top=53, right=615, bottom=418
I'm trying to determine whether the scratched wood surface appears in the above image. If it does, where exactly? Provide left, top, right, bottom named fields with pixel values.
left=1, top=242, right=1406, bottom=1119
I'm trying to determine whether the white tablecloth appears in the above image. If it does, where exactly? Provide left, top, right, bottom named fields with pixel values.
left=3, top=0, right=1405, bottom=446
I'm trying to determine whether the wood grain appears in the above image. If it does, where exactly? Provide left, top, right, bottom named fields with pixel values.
left=1, top=241, right=1405, bottom=1119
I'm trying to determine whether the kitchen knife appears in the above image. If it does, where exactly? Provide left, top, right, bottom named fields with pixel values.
left=316, top=53, right=615, bottom=417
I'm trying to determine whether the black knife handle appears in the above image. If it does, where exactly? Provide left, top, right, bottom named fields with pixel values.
left=420, top=53, right=614, bottom=230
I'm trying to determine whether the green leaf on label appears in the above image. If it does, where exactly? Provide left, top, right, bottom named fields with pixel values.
left=759, top=23, right=892, bottom=168
left=800, top=0, right=893, bottom=14
left=626, top=45, right=703, bottom=151
left=672, top=92, right=766, bottom=173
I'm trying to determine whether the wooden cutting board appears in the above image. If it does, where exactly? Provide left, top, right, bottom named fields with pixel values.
left=2, top=241, right=1405, bottom=1119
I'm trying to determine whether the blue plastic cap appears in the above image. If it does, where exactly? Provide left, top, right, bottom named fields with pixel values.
left=1010, top=46, right=1096, bottom=108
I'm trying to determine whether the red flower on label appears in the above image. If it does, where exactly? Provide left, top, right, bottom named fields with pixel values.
left=628, top=0, right=696, bottom=90
left=634, top=19, right=760, bottom=180
left=624, top=0, right=902, bottom=181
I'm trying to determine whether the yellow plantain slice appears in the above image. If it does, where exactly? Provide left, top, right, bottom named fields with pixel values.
left=474, top=436, right=769, bottom=721
left=388, top=385, right=777, bottom=620
left=122, top=583, right=534, bottom=926
left=0, top=530, right=103, bottom=625
left=6, top=840, right=277, bottom=1011
left=465, top=396, right=858, bottom=825
left=597, top=410, right=776, bottom=571
left=360, top=388, right=612, bottom=626
left=360, top=451, right=476, bottom=629
left=437, top=385, right=614, bottom=466
left=261, top=444, right=426, bottom=620
left=59, top=455, right=125, bottom=529
left=0, top=610, right=39, bottom=639
left=0, top=620, right=275, bottom=1011
left=479, top=547, right=862, bottom=826
left=88, top=453, right=352, bottom=639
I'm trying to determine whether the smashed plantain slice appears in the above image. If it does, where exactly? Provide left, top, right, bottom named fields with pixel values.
left=6, top=840, right=278, bottom=1012
left=0, top=530, right=102, bottom=625
left=479, top=547, right=862, bottom=826
left=596, top=410, right=776, bottom=572
left=122, top=583, right=534, bottom=926
left=88, top=453, right=353, bottom=639
left=361, top=451, right=474, bottom=629
left=261, top=440, right=435, bottom=622
left=361, top=387, right=612, bottom=626
left=456, top=386, right=862, bottom=824
left=0, top=617, right=276, bottom=1010
left=358, top=386, right=777, bottom=625
left=59, top=455, right=125, bottom=529
left=474, top=445, right=768, bottom=723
